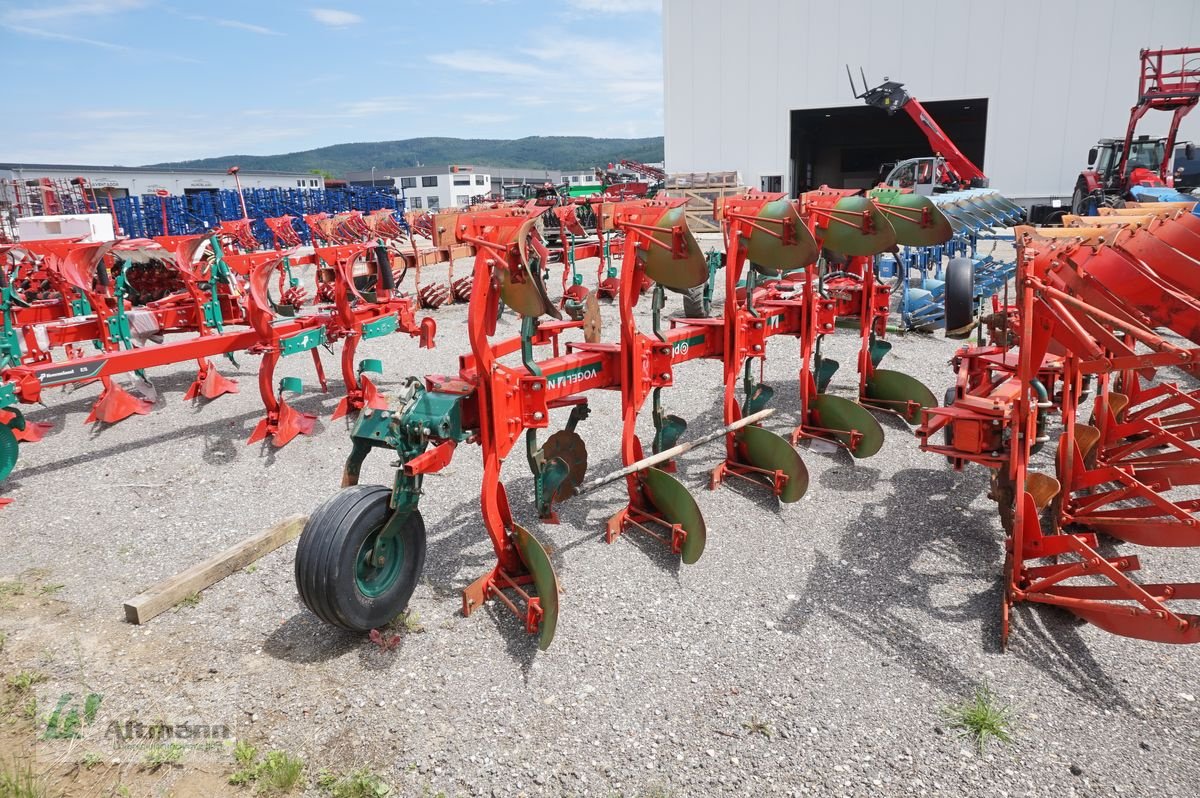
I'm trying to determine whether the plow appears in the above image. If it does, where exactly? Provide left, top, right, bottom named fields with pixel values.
left=294, top=188, right=955, bottom=647
left=922, top=200, right=1200, bottom=645
left=0, top=233, right=435, bottom=506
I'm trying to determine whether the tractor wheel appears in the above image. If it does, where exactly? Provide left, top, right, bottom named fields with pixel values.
left=295, top=485, right=426, bottom=632
left=681, top=285, right=707, bottom=318
left=1070, top=181, right=1090, bottom=216
left=943, top=257, right=975, bottom=337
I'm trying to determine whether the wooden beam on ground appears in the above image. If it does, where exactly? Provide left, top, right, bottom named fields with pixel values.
left=122, top=515, right=307, bottom=624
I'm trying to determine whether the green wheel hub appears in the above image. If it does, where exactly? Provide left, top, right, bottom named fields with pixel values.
left=355, top=526, right=403, bottom=598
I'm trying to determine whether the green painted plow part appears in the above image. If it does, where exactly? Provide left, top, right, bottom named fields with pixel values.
left=642, top=206, right=710, bottom=290
left=814, top=356, right=840, bottom=393
left=358, top=358, right=383, bottom=375
left=820, top=196, right=898, bottom=256
left=514, top=523, right=560, bottom=650
left=869, top=337, right=892, bottom=368
left=736, top=424, right=809, bottom=503
left=746, top=199, right=818, bottom=275
left=808, top=393, right=885, bottom=458
left=641, top=466, right=707, bottom=564
left=866, top=189, right=954, bottom=248
left=742, top=383, right=774, bottom=415
left=280, top=326, right=327, bottom=357
left=863, top=369, right=938, bottom=425
left=654, top=413, right=688, bottom=453
left=361, top=315, right=399, bottom=339
left=279, top=376, right=303, bottom=395
left=0, top=402, right=23, bottom=483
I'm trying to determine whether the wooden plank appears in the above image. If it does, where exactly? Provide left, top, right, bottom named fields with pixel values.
left=123, top=515, right=307, bottom=624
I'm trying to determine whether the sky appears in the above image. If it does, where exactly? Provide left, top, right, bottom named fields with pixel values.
left=0, top=0, right=663, bottom=165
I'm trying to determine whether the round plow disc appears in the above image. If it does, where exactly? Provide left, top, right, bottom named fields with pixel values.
left=809, top=393, right=885, bottom=458
left=641, top=466, right=707, bottom=564
left=642, top=206, right=709, bottom=290
left=864, top=369, right=938, bottom=425
left=867, top=189, right=954, bottom=248
left=747, top=199, right=818, bottom=275
left=821, top=196, right=898, bottom=256
left=542, top=429, right=588, bottom=502
left=513, top=523, right=560, bottom=650
left=736, top=424, right=809, bottom=502
left=503, top=218, right=562, bottom=319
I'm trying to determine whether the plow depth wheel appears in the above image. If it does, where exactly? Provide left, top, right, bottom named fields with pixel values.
left=943, top=257, right=975, bottom=337
left=295, top=485, right=427, bottom=632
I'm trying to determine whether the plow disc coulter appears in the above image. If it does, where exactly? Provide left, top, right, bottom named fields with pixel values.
left=295, top=188, right=954, bottom=647
left=0, top=235, right=435, bottom=503
left=921, top=203, right=1200, bottom=646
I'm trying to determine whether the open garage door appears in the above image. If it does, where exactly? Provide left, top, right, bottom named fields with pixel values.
left=790, top=99, right=987, bottom=194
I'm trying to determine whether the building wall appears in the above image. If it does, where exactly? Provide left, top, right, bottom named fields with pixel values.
left=0, top=165, right=322, bottom=198
left=664, top=0, right=1200, bottom=200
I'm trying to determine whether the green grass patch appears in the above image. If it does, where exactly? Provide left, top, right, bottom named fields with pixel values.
left=944, top=682, right=1015, bottom=752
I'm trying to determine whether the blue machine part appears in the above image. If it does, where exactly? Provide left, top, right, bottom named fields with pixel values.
left=110, top=187, right=407, bottom=243
left=1128, top=185, right=1197, bottom=204
left=891, top=188, right=1022, bottom=330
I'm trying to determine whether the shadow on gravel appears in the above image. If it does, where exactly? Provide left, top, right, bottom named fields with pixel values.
left=779, top=466, right=1001, bottom=695
left=263, top=612, right=360, bottom=663
left=779, top=465, right=1134, bottom=710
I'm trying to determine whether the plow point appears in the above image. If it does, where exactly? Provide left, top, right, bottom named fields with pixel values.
left=85, top=383, right=154, bottom=425
left=247, top=400, right=317, bottom=447
left=184, top=361, right=239, bottom=402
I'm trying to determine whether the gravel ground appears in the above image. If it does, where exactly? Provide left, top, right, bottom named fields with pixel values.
left=1, top=236, right=1198, bottom=798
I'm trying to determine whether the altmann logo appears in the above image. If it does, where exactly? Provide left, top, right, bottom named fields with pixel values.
left=546, top=366, right=599, bottom=389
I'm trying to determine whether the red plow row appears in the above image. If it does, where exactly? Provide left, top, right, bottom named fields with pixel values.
left=921, top=202, right=1200, bottom=645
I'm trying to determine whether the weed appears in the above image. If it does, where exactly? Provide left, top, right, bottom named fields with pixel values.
left=36, top=585, right=64, bottom=597
left=80, top=752, right=104, bottom=769
left=314, top=769, right=337, bottom=790
left=7, top=671, right=45, bottom=694
left=944, top=682, right=1015, bottom=752
left=323, top=767, right=393, bottom=798
left=233, top=740, right=258, bottom=768
left=229, top=746, right=305, bottom=794
left=176, top=592, right=202, bottom=610
left=244, top=565, right=259, bottom=574
left=20, top=698, right=37, bottom=722
left=400, top=610, right=424, bottom=634
left=0, top=754, right=55, bottom=798
left=142, top=743, right=185, bottom=770
left=742, top=716, right=772, bottom=738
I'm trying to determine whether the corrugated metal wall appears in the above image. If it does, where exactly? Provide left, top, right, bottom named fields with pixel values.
left=664, top=0, right=1200, bottom=200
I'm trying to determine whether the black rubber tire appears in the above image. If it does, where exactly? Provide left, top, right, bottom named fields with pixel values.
left=942, top=387, right=957, bottom=464
left=295, top=485, right=427, bottom=632
left=1070, top=181, right=1090, bottom=216
left=681, top=284, right=707, bottom=318
left=944, top=257, right=975, bottom=335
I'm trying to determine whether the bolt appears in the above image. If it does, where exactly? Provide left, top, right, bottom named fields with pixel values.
left=376, top=555, right=386, bottom=566
left=752, top=344, right=762, bottom=352
left=661, top=373, right=670, bottom=380
left=533, top=411, right=544, bottom=421
left=532, top=382, right=541, bottom=390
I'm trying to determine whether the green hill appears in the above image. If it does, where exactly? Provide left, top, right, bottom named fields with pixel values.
left=147, top=136, right=664, bottom=175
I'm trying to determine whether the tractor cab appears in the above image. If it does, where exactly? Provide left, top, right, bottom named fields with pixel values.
left=881, top=156, right=961, bottom=195
left=1086, top=135, right=1169, bottom=188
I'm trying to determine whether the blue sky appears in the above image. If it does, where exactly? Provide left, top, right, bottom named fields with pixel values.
left=0, top=0, right=662, bottom=165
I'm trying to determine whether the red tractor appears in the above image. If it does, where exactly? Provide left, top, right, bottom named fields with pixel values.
left=1071, top=47, right=1200, bottom=215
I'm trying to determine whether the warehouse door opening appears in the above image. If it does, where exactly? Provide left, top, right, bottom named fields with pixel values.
left=789, top=99, right=987, bottom=194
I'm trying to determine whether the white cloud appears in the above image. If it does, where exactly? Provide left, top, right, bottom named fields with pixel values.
left=2, top=23, right=129, bottom=51
left=567, top=0, right=660, bottom=13
left=1, top=1, right=145, bottom=23
left=428, top=51, right=546, bottom=79
left=209, top=18, right=284, bottom=36
left=310, top=8, right=363, bottom=27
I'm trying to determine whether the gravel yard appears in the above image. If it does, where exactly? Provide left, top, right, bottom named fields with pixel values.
left=1, top=241, right=1198, bottom=798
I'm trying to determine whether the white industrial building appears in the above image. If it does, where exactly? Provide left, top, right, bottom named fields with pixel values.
left=346, top=165, right=563, bottom=210
left=664, top=0, right=1200, bottom=203
left=0, top=162, right=322, bottom=205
